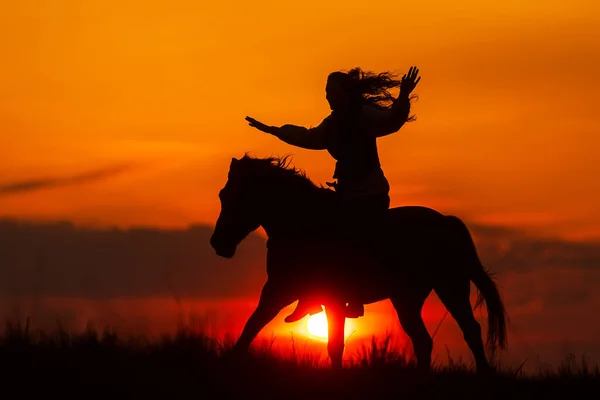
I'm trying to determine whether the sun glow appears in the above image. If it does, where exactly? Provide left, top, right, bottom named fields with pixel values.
left=306, top=313, right=329, bottom=340
left=304, top=312, right=360, bottom=342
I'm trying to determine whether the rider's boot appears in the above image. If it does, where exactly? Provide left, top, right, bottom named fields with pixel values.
left=284, top=299, right=323, bottom=323
left=345, top=303, right=365, bottom=318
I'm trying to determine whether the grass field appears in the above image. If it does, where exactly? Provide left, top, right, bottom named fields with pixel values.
left=2, top=319, right=599, bottom=399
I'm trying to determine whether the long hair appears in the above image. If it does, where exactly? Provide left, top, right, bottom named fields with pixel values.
left=328, top=67, right=418, bottom=122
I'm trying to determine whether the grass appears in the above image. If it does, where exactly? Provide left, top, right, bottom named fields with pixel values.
left=1, top=318, right=599, bottom=399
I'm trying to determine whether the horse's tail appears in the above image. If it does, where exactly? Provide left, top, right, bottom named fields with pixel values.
left=446, top=216, right=508, bottom=354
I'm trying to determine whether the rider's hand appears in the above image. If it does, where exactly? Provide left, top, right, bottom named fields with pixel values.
left=245, top=116, right=273, bottom=134
left=400, top=66, right=421, bottom=97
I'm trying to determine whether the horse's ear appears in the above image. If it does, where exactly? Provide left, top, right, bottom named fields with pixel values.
left=231, top=157, right=239, bottom=168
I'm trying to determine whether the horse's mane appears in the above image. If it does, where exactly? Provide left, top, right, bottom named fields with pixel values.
left=238, top=153, right=333, bottom=195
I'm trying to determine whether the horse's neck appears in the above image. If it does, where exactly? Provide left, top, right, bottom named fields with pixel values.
left=262, top=186, right=328, bottom=241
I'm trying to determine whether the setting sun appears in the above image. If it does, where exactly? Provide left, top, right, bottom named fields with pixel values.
left=306, top=313, right=329, bottom=340
left=305, top=312, right=359, bottom=342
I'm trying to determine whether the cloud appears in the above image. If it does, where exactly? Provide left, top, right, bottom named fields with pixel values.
left=0, top=219, right=267, bottom=299
left=469, top=223, right=600, bottom=273
left=465, top=223, right=600, bottom=323
left=0, top=164, right=132, bottom=197
left=0, top=218, right=598, bottom=306
left=0, top=217, right=599, bottom=360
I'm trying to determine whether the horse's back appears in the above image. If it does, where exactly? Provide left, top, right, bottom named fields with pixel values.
left=384, top=206, right=447, bottom=233
left=388, top=205, right=445, bottom=219
left=374, top=206, right=456, bottom=275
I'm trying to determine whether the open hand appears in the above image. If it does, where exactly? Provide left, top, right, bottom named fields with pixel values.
left=400, top=66, right=421, bottom=97
left=245, top=116, right=272, bottom=134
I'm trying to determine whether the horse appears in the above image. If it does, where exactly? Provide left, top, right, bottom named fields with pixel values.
left=209, top=155, right=507, bottom=372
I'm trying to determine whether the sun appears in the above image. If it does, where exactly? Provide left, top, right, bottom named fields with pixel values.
left=306, top=313, right=329, bottom=340
left=304, top=311, right=358, bottom=342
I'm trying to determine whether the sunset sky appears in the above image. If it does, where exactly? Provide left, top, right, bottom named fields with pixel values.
left=1, top=1, right=599, bottom=367
left=1, top=0, right=599, bottom=237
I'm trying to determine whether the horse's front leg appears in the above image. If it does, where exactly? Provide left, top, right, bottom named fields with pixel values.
left=233, top=279, right=295, bottom=353
left=325, top=302, right=346, bottom=368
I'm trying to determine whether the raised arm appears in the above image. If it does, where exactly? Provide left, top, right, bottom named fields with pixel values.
left=245, top=115, right=329, bottom=150
left=361, top=66, right=421, bottom=138
left=360, top=95, right=411, bottom=137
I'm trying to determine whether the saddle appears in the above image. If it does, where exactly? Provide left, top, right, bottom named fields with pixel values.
left=323, top=186, right=389, bottom=244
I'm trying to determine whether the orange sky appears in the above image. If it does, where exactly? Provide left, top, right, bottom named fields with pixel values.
left=1, top=0, right=599, bottom=240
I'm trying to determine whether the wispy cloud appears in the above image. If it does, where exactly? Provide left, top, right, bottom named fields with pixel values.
left=0, top=164, right=132, bottom=197
left=0, top=218, right=597, bottom=301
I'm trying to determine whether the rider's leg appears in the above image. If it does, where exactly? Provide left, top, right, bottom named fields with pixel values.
left=286, top=193, right=390, bottom=323
left=342, top=192, right=390, bottom=319
left=284, top=299, right=323, bottom=323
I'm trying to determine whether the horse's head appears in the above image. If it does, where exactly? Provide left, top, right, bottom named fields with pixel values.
left=210, top=154, right=326, bottom=258
left=210, top=157, right=266, bottom=258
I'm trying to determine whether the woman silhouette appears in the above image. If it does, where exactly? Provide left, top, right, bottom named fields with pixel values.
left=246, top=66, right=421, bottom=323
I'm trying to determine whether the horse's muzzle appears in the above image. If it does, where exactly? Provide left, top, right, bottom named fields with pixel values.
left=214, top=246, right=236, bottom=258
left=210, top=235, right=236, bottom=258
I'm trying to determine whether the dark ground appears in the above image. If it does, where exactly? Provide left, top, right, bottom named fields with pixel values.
left=1, top=321, right=598, bottom=399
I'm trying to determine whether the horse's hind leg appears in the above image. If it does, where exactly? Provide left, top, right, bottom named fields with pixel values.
left=233, top=279, right=295, bottom=353
left=435, top=279, right=490, bottom=373
left=390, top=288, right=432, bottom=372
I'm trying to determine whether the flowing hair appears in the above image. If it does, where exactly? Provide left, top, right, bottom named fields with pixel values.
left=329, top=67, right=418, bottom=122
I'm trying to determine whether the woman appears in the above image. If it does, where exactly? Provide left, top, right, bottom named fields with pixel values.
left=246, top=66, right=421, bottom=323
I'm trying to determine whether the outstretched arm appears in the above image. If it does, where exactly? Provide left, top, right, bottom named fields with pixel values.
left=361, top=66, right=421, bottom=137
left=245, top=116, right=328, bottom=150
